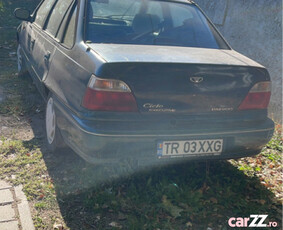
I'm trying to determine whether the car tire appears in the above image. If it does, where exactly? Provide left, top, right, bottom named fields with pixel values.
left=17, top=44, right=29, bottom=78
left=45, top=94, right=65, bottom=152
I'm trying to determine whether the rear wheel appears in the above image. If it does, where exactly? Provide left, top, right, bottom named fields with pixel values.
left=45, top=95, right=65, bottom=152
left=17, top=44, right=29, bottom=78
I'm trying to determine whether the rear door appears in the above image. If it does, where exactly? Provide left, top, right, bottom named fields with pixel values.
left=44, top=3, right=90, bottom=110
left=29, top=0, right=56, bottom=82
left=31, top=0, right=74, bottom=84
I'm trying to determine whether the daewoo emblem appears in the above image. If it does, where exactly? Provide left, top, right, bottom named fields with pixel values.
left=190, top=76, right=203, bottom=84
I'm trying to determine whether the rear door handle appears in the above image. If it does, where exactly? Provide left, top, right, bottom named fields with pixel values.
left=44, top=51, right=51, bottom=61
left=31, top=39, right=35, bottom=49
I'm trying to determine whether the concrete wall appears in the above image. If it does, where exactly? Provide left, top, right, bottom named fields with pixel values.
left=195, top=0, right=282, bottom=122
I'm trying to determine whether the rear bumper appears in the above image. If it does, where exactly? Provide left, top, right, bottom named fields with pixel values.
left=55, top=99, right=274, bottom=164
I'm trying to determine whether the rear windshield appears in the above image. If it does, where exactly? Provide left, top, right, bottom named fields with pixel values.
left=85, top=0, right=229, bottom=49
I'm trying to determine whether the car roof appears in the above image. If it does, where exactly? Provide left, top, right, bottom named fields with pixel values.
left=89, top=0, right=196, bottom=4
left=151, top=0, right=195, bottom=4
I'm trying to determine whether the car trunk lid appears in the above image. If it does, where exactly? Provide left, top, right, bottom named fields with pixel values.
left=89, top=44, right=269, bottom=115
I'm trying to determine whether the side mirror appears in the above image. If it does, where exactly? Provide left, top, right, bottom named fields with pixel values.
left=14, top=8, right=31, bottom=22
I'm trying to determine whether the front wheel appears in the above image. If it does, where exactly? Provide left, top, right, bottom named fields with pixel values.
left=45, top=95, right=65, bottom=152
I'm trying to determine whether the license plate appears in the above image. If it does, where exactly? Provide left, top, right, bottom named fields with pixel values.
left=157, top=139, right=223, bottom=158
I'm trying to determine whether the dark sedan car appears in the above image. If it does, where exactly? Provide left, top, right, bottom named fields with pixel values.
left=14, top=0, right=274, bottom=164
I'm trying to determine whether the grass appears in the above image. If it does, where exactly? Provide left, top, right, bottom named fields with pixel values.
left=265, top=127, right=283, bottom=153
left=0, top=72, right=40, bottom=116
left=230, top=126, right=282, bottom=207
left=0, top=138, right=60, bottom=229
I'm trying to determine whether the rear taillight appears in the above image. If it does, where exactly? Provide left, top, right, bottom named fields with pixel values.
left=238, top=81, right=271, bottom=110
left=82, top=75, right=138, bottom=112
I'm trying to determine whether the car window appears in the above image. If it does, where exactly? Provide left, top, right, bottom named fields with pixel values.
left=46, top=0, right=74, bottom=37
left=85, top=0, right=229, bottom=49
left=169, top=4, right=193, bottom=28
left=167, top=3, right=219, bottom=48
left=34, top=0, right=56, bottom=27
left=90, top=0, right=140, bottom=18
left=63, top=6, right=77, bottom=48
left=147, top=1, right=164, bottom=22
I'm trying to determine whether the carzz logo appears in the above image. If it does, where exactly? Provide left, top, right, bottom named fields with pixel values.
left=228, top=215, right=278, bottom=228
